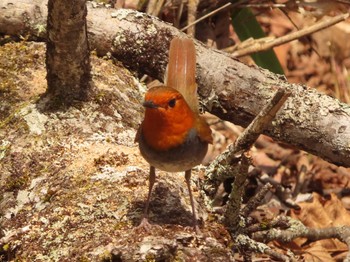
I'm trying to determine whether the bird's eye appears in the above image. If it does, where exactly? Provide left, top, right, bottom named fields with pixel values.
left=168, top=98, right=176, bottom=108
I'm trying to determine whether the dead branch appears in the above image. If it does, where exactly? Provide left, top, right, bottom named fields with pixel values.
left=259, top=173, right=299, bottom=208
left=244, top=216, right=290, bottom=235
left=181, top=0, right=250, bottom=32
left=225, top=13, right=350, bottom=57
left=235, top=234, right=296, bottom=261
left=224, top=152, right=251, bottom=231
left=146, top=0, right=165, bottom=17
left=241, top=183, right=273, bottom=218
left=204, top=88, right=290, bottom=197
left=0, top=1, right=350, bottom=167
left=233, top=87, right=291, bottom=155
left=219, top=89, right=289, bottom=240
left=253, top=216, right=350, bottom=261
left=186, top=0, right=198, bottom=36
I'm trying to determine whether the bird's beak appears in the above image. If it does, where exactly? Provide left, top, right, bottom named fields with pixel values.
left=143, top=100, right=159, bottom=109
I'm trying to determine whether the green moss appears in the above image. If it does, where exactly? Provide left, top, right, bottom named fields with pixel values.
left=0, top=103, right=29, bottom=131
left=0, top=243, right=10, bottom=261
left=93, top=90, right=117, bottom=117
left=43, top=189, right=57, bottom=203
left=94, top=152, right=129, bottom=167
left=2, top=243, right=9, bottom=252
left=94, top=90, right=108, bottom=103
left=113, top=221, right=129, bottom=231
left=0, top=41, right=44, bottom=124
left=4, top=173, right=30, bottom=191
left=99, top=250, right=116, bottom=262
left=78, top=255, right=90, bottom=262
left=145, top=253, right=156, bottom=261
left=0, top=41, right=33, bottom=77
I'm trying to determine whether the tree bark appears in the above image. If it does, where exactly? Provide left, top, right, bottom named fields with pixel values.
left=0, top=1, right=349, bottom=166
left=46, top=0, right=92, bottom=105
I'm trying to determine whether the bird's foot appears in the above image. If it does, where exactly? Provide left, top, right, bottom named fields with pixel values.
left=135, top=217, right=152, bottom=232
left=194, top=224, right=202, bottom=235
left=134, top=218, right=162, bottom=233
left=184, top=223, right=202, bottom=235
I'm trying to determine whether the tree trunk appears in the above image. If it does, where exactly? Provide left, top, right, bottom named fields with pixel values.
left=46, top=0, right=92, bottom=105
left=0, top=1, right=349, bottom=167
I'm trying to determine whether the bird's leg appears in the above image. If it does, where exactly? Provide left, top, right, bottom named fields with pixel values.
left=185, top=169, right=201, bottom=234
left=137, top=166, right=156, bottom=230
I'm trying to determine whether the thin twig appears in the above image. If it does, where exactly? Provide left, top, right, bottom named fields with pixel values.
left=245, top=216, right=290, bottom=234
left=175, top=0, right=184, bottom=28
left=226, top=13, right=349, bottom=57
left=235, top=234, right=295, bottom=261
left=145, top=0, right=157, bottom=15
left=244, top=4, right=286, bottom=8
left=278, top=7, right=322, bottom=58
left=146, top=0, right=165, bottom=16
left=203, top=87, right=291, bottom=196
left=241, top=183, right=273, bottom=218
left=293, top=164, right=308, bottom=197
left=264, top=248, right=294, bottom=262
left=187, top=0, right=199, bottom=36
left=222, top=87, right=288, bottom=230
left=181, top=2, right=230, bottom=31
left=233, top=87, right=291, bottom=155
left=181, top=0, right=250, bottom=32
left=259, top=173, right=298, bottom=208
left=224, top=152, right=251, bottom=230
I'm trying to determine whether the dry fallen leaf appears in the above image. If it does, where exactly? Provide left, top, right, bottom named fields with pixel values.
left=302, top=241, right=335, bottom=262
left=287, top=193, right=350, bottom=259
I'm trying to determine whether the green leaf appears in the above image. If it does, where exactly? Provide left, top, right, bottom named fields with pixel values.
left=231, top=7, right=284, bottom=75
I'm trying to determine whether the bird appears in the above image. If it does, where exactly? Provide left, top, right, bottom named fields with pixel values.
left=135, top=37, right=213, bottom=233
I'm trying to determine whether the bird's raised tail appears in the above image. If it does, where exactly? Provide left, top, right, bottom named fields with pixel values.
left=166, top=38, right=199, bottom=114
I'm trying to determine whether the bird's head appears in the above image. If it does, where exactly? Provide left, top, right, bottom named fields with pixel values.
left=141, top=86, right=196, bottom=151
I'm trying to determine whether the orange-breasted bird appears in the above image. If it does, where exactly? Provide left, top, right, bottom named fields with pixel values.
left=135, top=37, right=213, bottom=233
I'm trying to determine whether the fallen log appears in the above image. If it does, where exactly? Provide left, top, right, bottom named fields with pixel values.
left=1, top=0, right=349, bottom=166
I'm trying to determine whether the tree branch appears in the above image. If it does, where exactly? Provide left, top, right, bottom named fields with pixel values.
left=241, top=182, right=273, bottom=219
left=1, top=1, right=349, bottom=167
left=225, top=13, right=350, bottom=57
left=235, top=234, right=296, bottom=261
left=204, top=88, right=290, bottom=197
left=253, top=217, right=350, bottom=261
